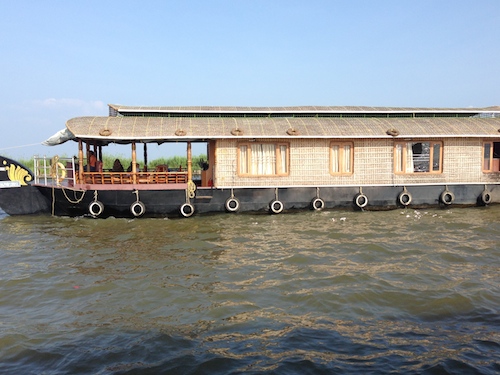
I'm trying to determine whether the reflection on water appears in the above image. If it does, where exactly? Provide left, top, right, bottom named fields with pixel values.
left=0, top=208, right=499, bottom=374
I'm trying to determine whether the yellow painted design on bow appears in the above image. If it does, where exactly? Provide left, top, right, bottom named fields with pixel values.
left=5, top=162, right=31, bottom=186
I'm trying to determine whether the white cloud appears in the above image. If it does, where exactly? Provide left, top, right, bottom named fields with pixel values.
left=33, top=98, right=107, bottom=114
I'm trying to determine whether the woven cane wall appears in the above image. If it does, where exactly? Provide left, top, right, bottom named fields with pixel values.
left=214, top=138, right=495, bottom=187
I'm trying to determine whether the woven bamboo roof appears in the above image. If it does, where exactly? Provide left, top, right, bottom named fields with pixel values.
left=109, top=104, right=500, bottom=114
left=64, top=115, right=500, bottom=144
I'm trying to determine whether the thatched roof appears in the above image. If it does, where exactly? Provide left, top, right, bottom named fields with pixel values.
left=109, top=104, right=500, bottom=115
left=63, top=115, right=500, bottom=145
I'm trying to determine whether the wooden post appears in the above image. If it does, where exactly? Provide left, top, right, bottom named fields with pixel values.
left=132, top=142, right=137, bottom=184
left=187, top=141, right=192, bottom=182
left=143, top=143, right=148, bottom=171
left=208, top=140, right=216, bottom=186
left=86, top=143, right=90, bottom=172
left=78, top=140, right=84, bottom=182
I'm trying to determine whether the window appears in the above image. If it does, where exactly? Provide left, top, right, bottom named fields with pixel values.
left=238, top=142, right=289, bottom=176
left=394, top=141, right=442, bottom=174
left=330, top=142, right=353, bottom=175
left=483, top=141, right=500, bottom=172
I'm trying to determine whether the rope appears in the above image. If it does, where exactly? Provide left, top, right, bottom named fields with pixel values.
left=133, top=189, right=139, bottom=202
left=51, top=186, right=55, bottom=216
left=187, top=180, right=196, bottom=199
left=51, top=185, right=86, bottom=216
left=61, top=186, right=86, bottom=204
left=0, top=143, right=41, bottom=151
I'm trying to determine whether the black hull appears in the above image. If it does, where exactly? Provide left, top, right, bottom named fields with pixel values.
left=15, top=184, right=498, bottom=218
left=0, top=185, right=51, bottom=215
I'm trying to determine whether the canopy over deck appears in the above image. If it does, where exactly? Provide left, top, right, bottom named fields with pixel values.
left=45, top=105, right=500, bottom=146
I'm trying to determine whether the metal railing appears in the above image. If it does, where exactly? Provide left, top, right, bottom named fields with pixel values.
left=33, top=156, right=76, bottom=187
left=33, top=156, right=192, bottom=186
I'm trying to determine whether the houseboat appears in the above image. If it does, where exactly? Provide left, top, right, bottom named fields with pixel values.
left=1, top=104, right=499, bottom=218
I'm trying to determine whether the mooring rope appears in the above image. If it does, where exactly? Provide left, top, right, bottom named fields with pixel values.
left=61, top=186, right=86, bottom=204
left=0, top=143, right=41, bottom=151
left=187, top=180, right=196, bottom=199
left=52, top=185, right=86, bottom=216
left=51, top=186, right=55, bottom=216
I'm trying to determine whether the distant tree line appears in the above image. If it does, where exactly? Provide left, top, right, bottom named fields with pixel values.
left=18, top=154, right=208, bottom=172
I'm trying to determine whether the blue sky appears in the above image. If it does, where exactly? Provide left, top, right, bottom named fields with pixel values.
left=1, top=0, right=499, bottom=159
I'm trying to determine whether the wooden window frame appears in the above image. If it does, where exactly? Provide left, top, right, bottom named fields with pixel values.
left=482, top=141, right=500, bottom=173
left=237, top=142, right=290, bottom=177
left=329, top=141, right=354, bottom=176
left=394, top=140, right=443, bottom=174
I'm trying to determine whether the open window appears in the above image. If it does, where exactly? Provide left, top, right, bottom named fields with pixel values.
left=482, top=141, right=500, bottom=172
left=238, top=142, right=289, bottom=176
left=394, top=141, right=442, bottom=174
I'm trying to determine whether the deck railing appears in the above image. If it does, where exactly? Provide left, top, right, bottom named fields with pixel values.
left=78, top=171, right=188, bottom=185
left=34, top=156, right=77, bottom=186
left=33, top=156, right=190, bottom=187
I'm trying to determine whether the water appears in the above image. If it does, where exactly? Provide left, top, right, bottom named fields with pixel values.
left=0, top=207, right=499, bottom=374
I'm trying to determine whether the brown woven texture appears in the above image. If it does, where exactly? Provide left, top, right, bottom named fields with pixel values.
left=67, top=115, right=500, bottom=142
left=215, top=138, right=497, bottom=187
left=109, top=104, right=500, bottom=113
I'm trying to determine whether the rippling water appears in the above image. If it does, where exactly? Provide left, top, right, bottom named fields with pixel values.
left=0, top=207, right=499, bottom=374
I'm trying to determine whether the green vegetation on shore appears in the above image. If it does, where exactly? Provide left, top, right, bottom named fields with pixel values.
left=17, top=154, right=208, bottom=172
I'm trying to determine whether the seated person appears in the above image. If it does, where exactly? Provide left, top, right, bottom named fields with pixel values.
left=112, top=159, right=124, bottom=172
left=88, top=151, right=97, bottom=171
left=127, top=162, right=140, bottom=172
left=155, top=164, right=168, bottom=172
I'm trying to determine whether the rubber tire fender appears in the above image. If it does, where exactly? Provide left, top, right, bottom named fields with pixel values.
left=180, top=203, right=195, bottom=218
left=311, top=197, right=325, bottom=211
left=354, top=193, right=368, bottom=208
left=89, top=200, right=104, bottom=217
left=398, top=191, right=412, bottom=206
left=269, top=200, right=284, bottom=214
left=480, top=190, right=492, bottom=205
left=225, top=197, right=240, bottom=212
left=130, top=201, right=146, bottom=217
left=440, top=190, right=455, bottom=205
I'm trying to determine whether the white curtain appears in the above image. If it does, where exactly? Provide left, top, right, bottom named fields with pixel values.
left=343, top=144, right=351, bottom=173
left=395, top=144, right=403, bottom=173
left=406, top=142, right=414, bottom=173
left=279, top=145, right=287, bottom=174
left=240, top=145, right=248, bottom=174
left=332, top=144, right=351, bottom=173
left=331, top=145, right=339, bottom=173
left=251, top=144, right=276, bottom=175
